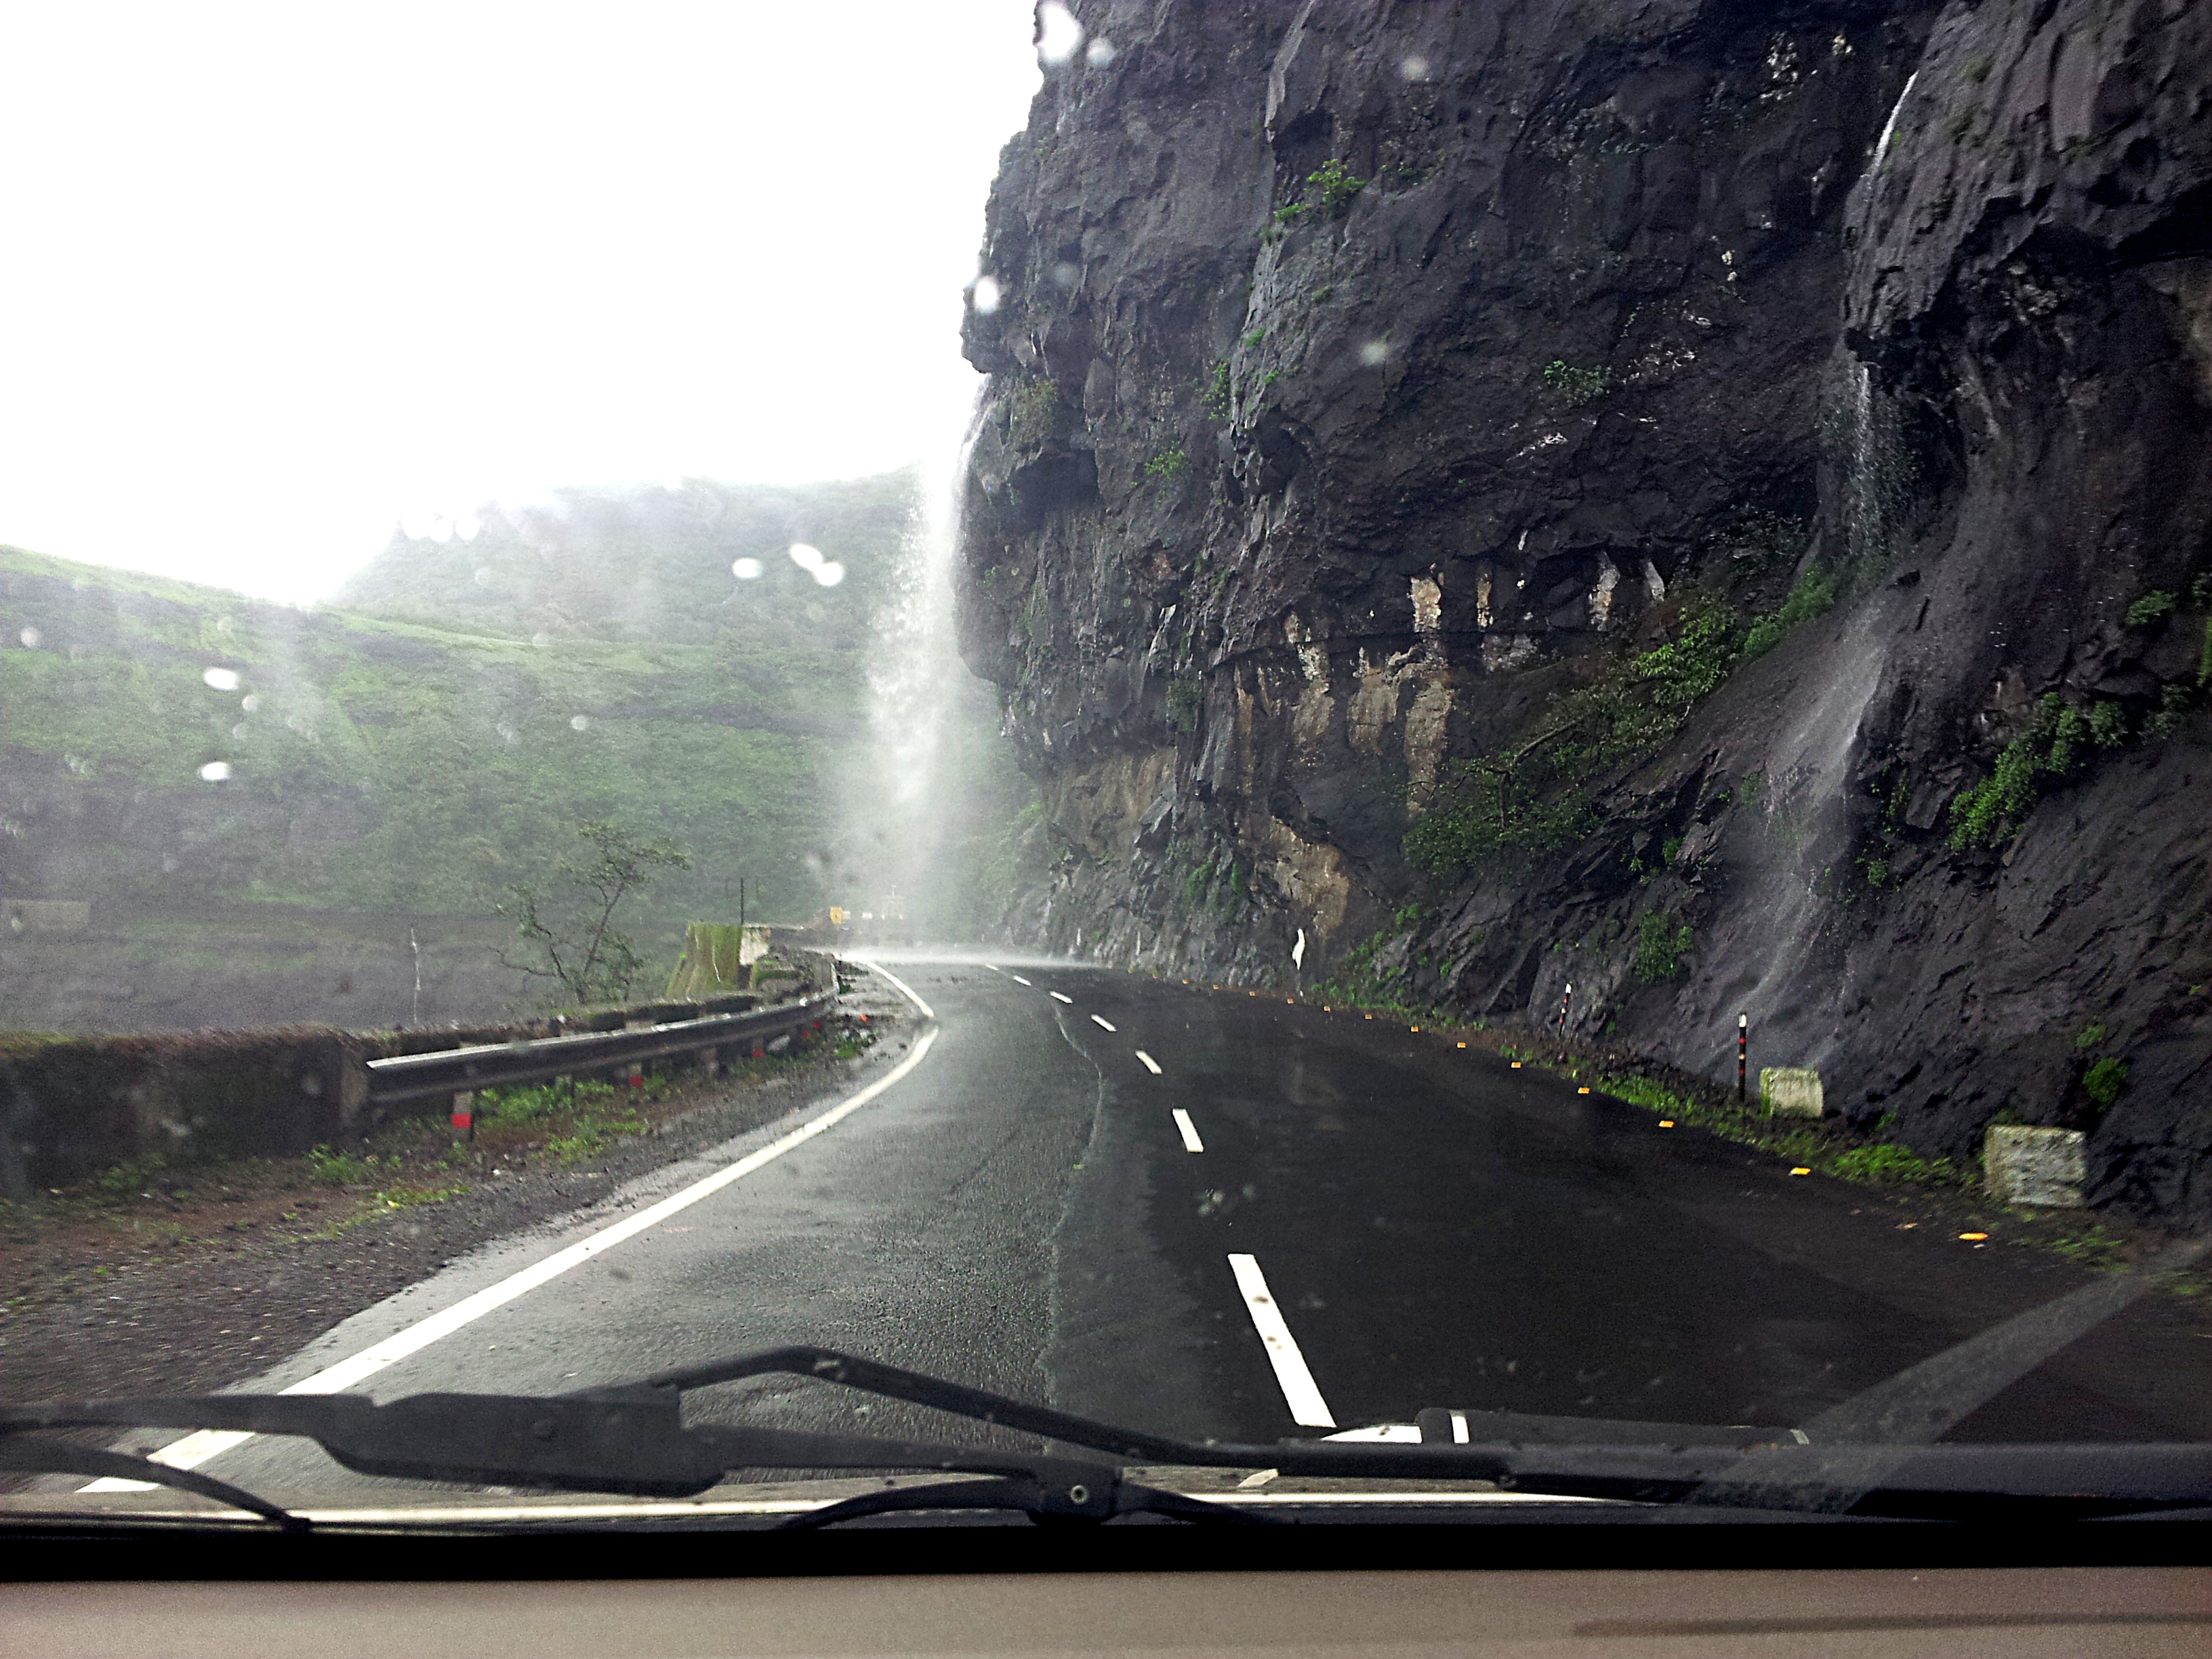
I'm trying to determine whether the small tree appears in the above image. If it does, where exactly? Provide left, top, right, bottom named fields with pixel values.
left=499, top=820, right=690, bottom=1008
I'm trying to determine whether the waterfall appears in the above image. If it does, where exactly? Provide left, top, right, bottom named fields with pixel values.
left=844, top=411, right=979, bottom=941
left=1836, top=354, right=1910, bottom=585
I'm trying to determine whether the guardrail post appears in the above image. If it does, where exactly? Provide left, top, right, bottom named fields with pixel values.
left=451, top=1091, right=474, bottom=1142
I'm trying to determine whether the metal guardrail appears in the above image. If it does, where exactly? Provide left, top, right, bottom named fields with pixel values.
left=363, top=990, right=839, bottom=1106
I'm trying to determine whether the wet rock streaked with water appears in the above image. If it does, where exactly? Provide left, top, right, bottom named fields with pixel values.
left=951, top=2, right=2212, bottom=1223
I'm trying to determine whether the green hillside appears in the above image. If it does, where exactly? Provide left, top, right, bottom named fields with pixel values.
left=0, top=472, right=984, bottom=943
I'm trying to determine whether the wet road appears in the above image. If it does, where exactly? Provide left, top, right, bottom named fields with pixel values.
left=93, top=958, right=2212, bottom=1497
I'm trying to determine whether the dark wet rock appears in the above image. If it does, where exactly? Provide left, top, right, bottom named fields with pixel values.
left=956, top=3, right=2212, bottom=1223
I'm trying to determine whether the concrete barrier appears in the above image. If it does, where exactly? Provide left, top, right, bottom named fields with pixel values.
left=0, top=1027, right=371, bottom=1197
left=1759, top=1067, right=1824, bottom=1118
left=0, top=984, right=785, bottom=1193
left=1984, top=1124, right=2087, bottom=1208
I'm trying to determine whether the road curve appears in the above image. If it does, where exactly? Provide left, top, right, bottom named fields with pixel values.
left=101, top=959, right=2212, bottom=1497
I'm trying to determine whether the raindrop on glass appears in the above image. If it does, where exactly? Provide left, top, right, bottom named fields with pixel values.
left=1051, top=262, right=1080, bottom=291
left=241, top=694, right=261, bottom=713
left=731, top=558, right=764, bottom=579
left=203, top=668, right=241, bottom=691
left=787, top=544, right=824, bottom=571
left=1086, top=37, right=1116, bottom=67
left=473, top=567, right=494, bottom=586
left=1036, top=1, right=1083, bottom=64
left=1359, top=340, right=1392, bottom=366
left=531, top=632, right=551, bottom=648
left=198, top=762, right=232, bottom=782
left=570, top=715, right=591, bottom=732
left=811, top=561, right=846, bottom=588
left=970, top=275, right=1001, bottom=315
left=1399, top=54, right=1431, bottom=81
left=17, top=627, right=39, bottom=649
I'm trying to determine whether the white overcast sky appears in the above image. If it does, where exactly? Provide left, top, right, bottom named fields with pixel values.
left=0, top=3, right=1046, bottom=602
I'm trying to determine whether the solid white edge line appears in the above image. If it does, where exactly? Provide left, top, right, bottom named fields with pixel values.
left=1090, top=1014, right=1115, bottom=1031
left=83, top=1025, right=943, bottom=1491
left=1171, top=1108, right=1204, bottom=1153
left=1134, top=1050, right=1162, bottom=1075
left=1048, top=991, right=1073, bottom=1004
left=1227, top=1253, right=1336, bottom=1429
left=858, top=958, right=935, bottom=1021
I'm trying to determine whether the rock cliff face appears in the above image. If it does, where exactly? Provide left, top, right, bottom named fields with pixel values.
left=954, top=1, right=2212, bottom=1222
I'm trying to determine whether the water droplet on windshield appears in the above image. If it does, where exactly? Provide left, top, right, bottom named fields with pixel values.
left=1051, top=262, right=1080, bottom=290
left=1400, top=54, right=1431, bottom=81
left=1036, top=1, right=1082, bottom=65
left=473, top=567, right=494, bottom=586
left=811, top=561, right=845, bottom=588
left=17, top=627, right=39, bottom=649
left=455, top=514, right=482, bottom=541
left=531, top=632, right=551, bottom=648
left=203, top=668, right=241, bottom=691
left=1359, top=339, right=1393, bottom=366
left=1086, top=37, right=1116, bottom=67
left=198, top=762, right=232, bottom=782
left=241, top=694, right=261, bottom=713
left=570, top=715, right=591, bottom=732
left=731, top=558, right=764, bottom=579
left=230, top=722, right=249, bottom=741
left=787, top=543, right=824, bottom=572
left=970, top=275, right=1001, bottom=315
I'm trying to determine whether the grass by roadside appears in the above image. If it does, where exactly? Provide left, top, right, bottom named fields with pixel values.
left=1260, top=979, right=2205, bottom=1288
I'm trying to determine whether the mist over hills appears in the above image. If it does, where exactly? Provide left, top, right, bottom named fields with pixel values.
left=0, top=470, right=1032, bottom=1031
left=334, top=472, right=914, bottom=647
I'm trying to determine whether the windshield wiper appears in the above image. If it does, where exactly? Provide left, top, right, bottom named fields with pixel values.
left=5, top=1345, right=2208, bottom=1529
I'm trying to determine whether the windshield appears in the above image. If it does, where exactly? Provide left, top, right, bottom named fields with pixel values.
left=3, top=0, right=2209, bottom=1534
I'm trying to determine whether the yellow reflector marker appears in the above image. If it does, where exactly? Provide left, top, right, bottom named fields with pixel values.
left=1577, top=1086, right=1591, bottom=1094
left=1511, top=1061, right=1521, bottom=1069
left=1658, top=1120, right=1675, bottom=1128
left=1410, top=1025, right=1419, bottom=1033
left=1960, top=1231, right=1989, bottom=1241
left=1790, top=1167, right=1812, bottom=1176
left=1456, top=1042, right=1466, bottom=1049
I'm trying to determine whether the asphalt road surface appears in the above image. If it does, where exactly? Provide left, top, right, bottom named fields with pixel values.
left=83, top=958, right=2212, bottom=1499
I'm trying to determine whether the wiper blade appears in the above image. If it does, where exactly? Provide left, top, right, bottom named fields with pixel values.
left=0, top=1435, right=307, bottom=1532
left=5, top=1345, right=2207, bottom=1524
left=778, top=1474, right=1273, bottom=1529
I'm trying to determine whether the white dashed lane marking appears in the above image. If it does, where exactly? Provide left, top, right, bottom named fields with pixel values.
left=1228, top=1254, right=1336, bottom=1429
left=1134, top=1050, right=1162, bottom=1075
left=1172, top=1109, right=1204, bottom=1153
left=1008, top=975, right=1031, bottom=985
left=1090, top=1015, right=1115, bottom=1031
left=1048, top=991, right=1073, bottom=1004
